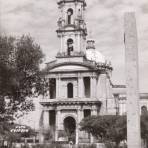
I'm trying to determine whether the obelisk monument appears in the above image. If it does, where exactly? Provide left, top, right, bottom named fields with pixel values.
left=124, top=12, right=141, bottom=148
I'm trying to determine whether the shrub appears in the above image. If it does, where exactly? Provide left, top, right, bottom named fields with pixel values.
left=78, top=144, right=96, bottom=148
left=31, top=143, right=66, bottom=148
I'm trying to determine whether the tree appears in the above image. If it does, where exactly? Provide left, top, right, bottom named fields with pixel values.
left=0, top=122, right=37, bottom=147
left=0, top=34, right=44, bottom=120
left=141, top=113, right=148, bottom=147
left=80, top=114, right=148, bottom=148
left=80, top=115, right=127, bottom=148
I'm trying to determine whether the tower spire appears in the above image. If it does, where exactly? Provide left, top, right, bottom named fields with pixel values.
left=56, top=0, right=87, bottom=56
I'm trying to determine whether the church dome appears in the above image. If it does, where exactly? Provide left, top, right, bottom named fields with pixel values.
left=86, top=39, right=106, bottom=63
left=86, top=49, right=106, bottom=64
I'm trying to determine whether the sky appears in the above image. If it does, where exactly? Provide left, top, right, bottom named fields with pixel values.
left=0, top=0, right=148, bottom=128
left=1, top=0, right=148, bottom=92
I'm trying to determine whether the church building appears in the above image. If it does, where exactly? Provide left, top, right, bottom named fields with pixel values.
left=39, top=0, right=148, bottom=144
left=39, top=0, right=116, bottom=144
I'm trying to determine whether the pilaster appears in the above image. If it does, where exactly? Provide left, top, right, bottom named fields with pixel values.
left=91, top=107, right=98, bottom=116
left=39, top=111, right=44, bottom=143
left=56, top=75, right=61, bottom=98
left=78, top=74, right=84, bottom=98
left=77, top=109, right=84, bottom=143
left=43, top=110, right=50, bottom=130
left=97, top=73, right=108, bottom=115
left=90, top=107, right=97, bottom=143
left=96, top=73, right=107, bottom=99
left=91, top=76, right=97, bottom=98
left=55, top=109, right=61, bottom=141
left=44, top=78, right=50, bottom=99
left=76, top=127, right=79, bottom=144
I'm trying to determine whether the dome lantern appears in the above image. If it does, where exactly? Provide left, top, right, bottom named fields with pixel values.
left=86, top=38, right=106, bottom=64
left=86, top=39, right=95, bottom=50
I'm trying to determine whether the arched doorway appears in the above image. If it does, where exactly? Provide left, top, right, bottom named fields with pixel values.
left=64, top=116, right=76, bottom=143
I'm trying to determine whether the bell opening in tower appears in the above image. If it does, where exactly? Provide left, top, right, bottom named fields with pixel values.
left=67, top=8, right=73, bottom=25
left=67, top=38, right=74, bottom=56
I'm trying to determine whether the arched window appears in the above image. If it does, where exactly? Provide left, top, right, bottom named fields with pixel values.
left=67, top=38, right=73, bottom=56
left=67, top=8, right=73, bottom=24
left=84, top=77, right=90, bottom=98
left=49, top=78, right=56, bottom=99
left=64, top=116, right=76, bottom=142
left=67, top=83, right=73, bottom=98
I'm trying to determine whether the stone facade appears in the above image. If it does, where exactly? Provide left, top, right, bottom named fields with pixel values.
left=39, top=0, right=116, bottom=144
left=39, top=61, right=115, bottom=143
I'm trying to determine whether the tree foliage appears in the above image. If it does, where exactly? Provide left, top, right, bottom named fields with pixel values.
left=80, top=115, right=126, bottom=146
left=80, top=114, right=148, bottom=147
left=0, top=35, right=44, bottom=120
left=0, top=121, right=36, bottom=146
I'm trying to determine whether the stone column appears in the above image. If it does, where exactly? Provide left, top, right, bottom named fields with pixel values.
left=78, top=75, right=84, bottom=98
left=56, top=76, right=61, bottom=98
left=48, top=79, right=51, bottom=99
left=60, top=36, right=64, bottom=52
left=55, top=110, right=61, bottom=141
left=90, top=107, right=98, bottom=143
left=39, top=111, right=44, bottom=143
left=77, top=33, right=81, bottom=52
left=58, top=76, right=61, bottom=98
left=75, top=34, right=79, bottom=53
left=76, top=126, right=79, bottom=144
left=91, top=76, right=97, bottom=98
left=77, top=109, right=83, bottom=144
left=44, top=78, right=50, bottom=99
left=124, top=12, right=141, bottom=148
left=96, top=73, right=107, bottom=99
left=97, top=73, right=108, bottom=115
left=78, top=109, right=83, bottom=122
left=91, top=108, right=98, bottom=116
left=39, top=110, right=50, bottom=143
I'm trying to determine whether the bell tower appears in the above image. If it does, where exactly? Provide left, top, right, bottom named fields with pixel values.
left=56, top=0, right=87, bottom=56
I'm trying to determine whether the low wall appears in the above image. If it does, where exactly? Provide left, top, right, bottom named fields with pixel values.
left=12, top=143, right=106, bottom=148
left=96, top=143, right=106, bottom=148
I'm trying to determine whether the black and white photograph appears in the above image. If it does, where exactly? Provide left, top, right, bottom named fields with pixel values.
left=0, top=0, right=148, bottom=148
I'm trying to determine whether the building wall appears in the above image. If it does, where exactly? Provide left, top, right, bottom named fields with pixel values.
left=116, top=93, right=148, bottom=115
